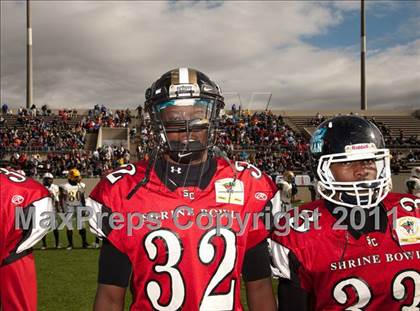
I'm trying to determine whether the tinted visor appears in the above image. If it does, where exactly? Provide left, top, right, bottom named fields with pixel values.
left=155, top=98, right=214, bottom=131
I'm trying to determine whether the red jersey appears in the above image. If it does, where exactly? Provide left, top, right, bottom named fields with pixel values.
left=0, top=168, right=53, bottom=311
left=0, top=168, right=52, bottom=264
left=88, top=158, right=277, bottom=310
left=271, top=193, right=420, bottom=311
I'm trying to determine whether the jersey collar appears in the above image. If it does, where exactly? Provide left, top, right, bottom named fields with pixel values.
left=325, top=200, right=388, bottom=240
left=153, top=155, right=217, bottom=191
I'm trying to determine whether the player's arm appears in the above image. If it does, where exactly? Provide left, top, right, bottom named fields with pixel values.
left=94, top=284, right=126, bottom=311
left=80, top=191, right=86, bottom=207
left=407, top=180, right=416, bottom=191
left=271, top=241, right=311, bottom=311
left=277, top=278, right=311, bottom=311
left=79, top=184, right=86, bottom=206
left=94, top=239, right=132, bottom=311
left=59, top=187, right=65, bottom=211
left=54, top=198, right=61, bottom=213
left=242, top=240, right=276, bottom=311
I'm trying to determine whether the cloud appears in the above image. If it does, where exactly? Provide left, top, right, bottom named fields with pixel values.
left=1, top=1, right=419, bottom=111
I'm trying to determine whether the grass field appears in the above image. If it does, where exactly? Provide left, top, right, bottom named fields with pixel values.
left=34, top=229, right=263, bottom=310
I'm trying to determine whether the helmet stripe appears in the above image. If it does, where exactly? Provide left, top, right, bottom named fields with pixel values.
left=170, top=69, right=179, bottom=84
left=188, top=68, right=197, bottom=84
left=179, top=67, right=189, bottom=83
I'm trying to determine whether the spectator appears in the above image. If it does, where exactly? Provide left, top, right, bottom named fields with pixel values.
left=2, top=103, right=8, bottom=115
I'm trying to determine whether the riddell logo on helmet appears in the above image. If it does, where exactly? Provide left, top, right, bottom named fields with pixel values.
left=175, top=85, right=194, bottom=93
left=169, top=84, right=200, bottom=97
left=345, top=143, right=376, bottom=153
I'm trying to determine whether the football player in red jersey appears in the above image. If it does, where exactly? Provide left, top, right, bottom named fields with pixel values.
left=271, top=115, right=420, bottom=311
left=0, top=168, right=53, bottom=311
left=87, top=68, right=278, bottom=310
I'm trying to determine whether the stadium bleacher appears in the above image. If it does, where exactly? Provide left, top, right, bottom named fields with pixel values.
left=1, top=108, right=419, bottom=178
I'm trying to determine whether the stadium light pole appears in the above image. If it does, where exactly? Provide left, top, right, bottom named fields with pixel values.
left=265, top=94, right=272, bottom=111
left=27, top=0, right=33, bottom=109
left=361, top=0, right=367, bottom=110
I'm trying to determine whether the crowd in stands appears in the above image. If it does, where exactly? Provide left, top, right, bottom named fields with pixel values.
left=309, top=112, right=326, bottom=126
left=310, top=112, right=420, bottom=148
left=1, top=105, right=419, bottom=178
left=135, top=119, right=156, bottom=161
left=368, top=117, right=420, bottom=148
left=3, top=145, right=130, bottom=178
left=82, top=104, right=132, bottom=130
left=133, top=110, right=312, bottom=176
left=217, top=110, right=311, bottom=176
left=0, top=104, right=135, bottom=177
left=1, top=104, right=135, bottom=151
left=390, top=149, right=420, bottom=175
left=1, top=116, right=87, bottom=152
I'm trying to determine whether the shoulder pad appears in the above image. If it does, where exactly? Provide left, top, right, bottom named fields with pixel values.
left=89, top=162, right=146, bottom=209
left=0, top=170, right=50, bottom=206
left=385, top=193, right=420, bottom=213
left=16, top=196, right=54, bottom=253
left=234, top=161, right=263, bottom=179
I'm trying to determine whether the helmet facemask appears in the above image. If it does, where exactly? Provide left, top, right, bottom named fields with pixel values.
left=317, top=146, right=392, bottom=209
left=68, top=169, right=81, bottom=185
left=153, top=98, right=219, bottom=163
left=145, top=68, right=225, bottom=164
left=43, top=178, right=53, bottom=187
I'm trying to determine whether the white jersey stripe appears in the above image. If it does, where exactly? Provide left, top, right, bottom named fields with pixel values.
left=86, top=198, right=106, bottom=238
left=269, top=239, right=291, bottom=279
left=16, top=196, right=54, bottom=254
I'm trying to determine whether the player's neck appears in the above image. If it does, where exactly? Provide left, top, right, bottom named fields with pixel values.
left=155, top=153, right=216, bottom=190
left=325, top=200, right=388, bottom=239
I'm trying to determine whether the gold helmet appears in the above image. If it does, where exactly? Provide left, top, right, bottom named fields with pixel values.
left=283, top=171, right=295, bottom=183
left=68, top=168, right=81, bottom=182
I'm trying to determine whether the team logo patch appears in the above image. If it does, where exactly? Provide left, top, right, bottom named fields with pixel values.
left=255, top=192, right=267, bottom=201
left=215, top=178, right=244, bottom=205
left=310, top=127, right=327, bottom=154
left=395, top=216, right=420, bottom=246
left=11, top=195, right=25, bottom=205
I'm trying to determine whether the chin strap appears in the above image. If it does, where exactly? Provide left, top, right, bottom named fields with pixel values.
left=340, top=192, right=371, bottom=206
left=168, top=140, right=205, bottom=164
left=126, top=147, right=160, bottom=200
left=211, top=146, right=237, bottom=182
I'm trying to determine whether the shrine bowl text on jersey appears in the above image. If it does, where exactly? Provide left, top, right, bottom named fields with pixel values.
left=270, top=192, right=420, bottom=311
left=87, top=159, right=277, bottom=310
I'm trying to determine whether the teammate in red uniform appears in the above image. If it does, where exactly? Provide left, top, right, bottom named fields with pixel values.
left=88, top=68, right=278, bottom=310
left=271, top=115, right=420, bottom=310
left=0, top=168, right=53, bottom=311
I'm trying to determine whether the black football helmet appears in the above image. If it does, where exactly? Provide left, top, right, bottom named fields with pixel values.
left=310, top=115, right=391, bottom=208
left=145, top=68, right=224, bottom=163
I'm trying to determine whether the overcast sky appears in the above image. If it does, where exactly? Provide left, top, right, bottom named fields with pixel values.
left=1, top=1, right=419, bottom=111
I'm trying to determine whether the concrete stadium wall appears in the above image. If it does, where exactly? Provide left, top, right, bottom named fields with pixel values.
left=273, top=110, right=417, bottom=117
left=225, top=109, right=416, bottom=117
left=98, top=127, right=130, bottom=149
left=46, top=173, right=411, bottom=204
left=41, top=178, right=101, bottom=195
left=295, top=173, right=411, bottom=202
left=48, top=108, right=416, bottom=117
